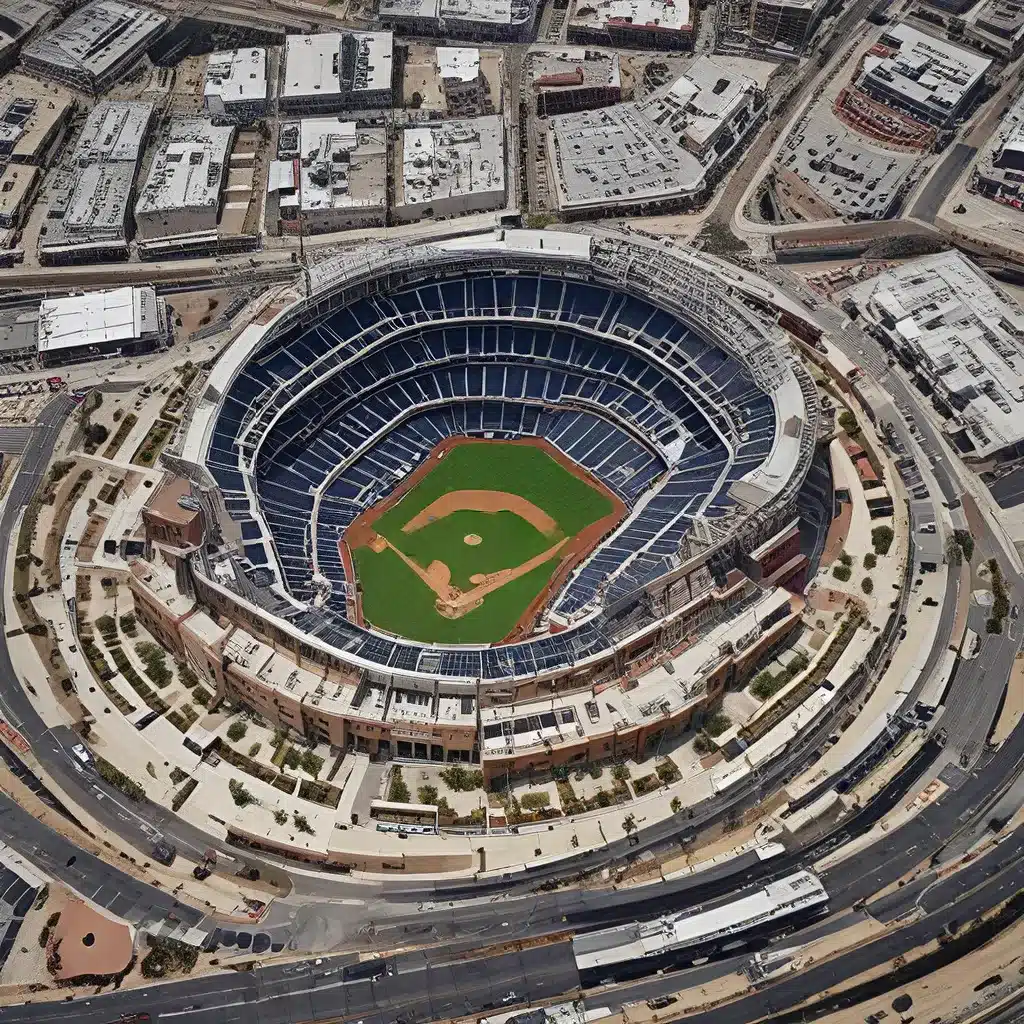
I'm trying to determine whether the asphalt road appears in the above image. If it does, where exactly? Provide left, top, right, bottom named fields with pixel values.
left=0, top=282, right=1020, bottom=1023
left=908, top=143, right=977, bottom=223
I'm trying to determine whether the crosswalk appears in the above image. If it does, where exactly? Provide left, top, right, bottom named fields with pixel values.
left=0, top=426, right=33, bottom=455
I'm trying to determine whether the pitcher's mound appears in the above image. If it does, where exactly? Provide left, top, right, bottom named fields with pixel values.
left=464, top=533, right=482, bottom=546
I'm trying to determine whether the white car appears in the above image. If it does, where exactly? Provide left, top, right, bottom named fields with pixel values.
left=70, top=743, right=92, bottom=766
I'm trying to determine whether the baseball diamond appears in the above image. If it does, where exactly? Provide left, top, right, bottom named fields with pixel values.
left=342, top=438, right=627, bottom=643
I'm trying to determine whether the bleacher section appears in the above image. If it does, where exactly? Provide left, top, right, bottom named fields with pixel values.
left=205, top=274, right=780, bottom=628
left=191, top=230, right=820, bottom=683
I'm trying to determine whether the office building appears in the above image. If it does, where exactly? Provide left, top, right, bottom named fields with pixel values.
left=21, top=0, right=167, bottom=94
left=36, top=285, right=170, bottom=367
left=854, top=23, right=990, bottom=130
left=530, top=48, right=621, bottom=116
left=268, top=118, right=386, bottom=234
left=395, top=114, right=505, bottom=222
left=377, top=0, right=539, bottom=43
left=203, top=48, right=269, bottom=124
left=848, top=251, right=1024, bottom=459
left=280, top=31, right=393, bottom=116
left=567, top=0, right=693, bottom=49
left=135, top=116, right=233, bottom=241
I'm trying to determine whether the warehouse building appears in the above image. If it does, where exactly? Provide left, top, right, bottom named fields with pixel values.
left=377, top=0, right=539, bottom=43
left=567, top=0, right=693, bottom=49
left=0, top=0, right=53, bottom=72
left=546, top=57, right=760, bottom=217
left=36, top=285, right=170, bottom=367
left=395, top=114, right=505, bottom=222
left=847, top=251, right=1024, bottom=460
left=280, top=31, right=393, bottom=116
left=21, top=0, right=167, bottom=94
left=854, top=23, right=990, bottom=130
left=529, top=48, right=621, bottom=116
left=268, top=118, right=386, bottom=234
left=0, top=74, right=74, bottom=165
left=135, top=116, right=233, bottom=242
left=39, top=101, right=152, bottom=265
left=203, top=48, right=269, bottom=124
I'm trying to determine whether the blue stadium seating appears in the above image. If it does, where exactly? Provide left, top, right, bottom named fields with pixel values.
left=206, top=270, right=779, bottom=654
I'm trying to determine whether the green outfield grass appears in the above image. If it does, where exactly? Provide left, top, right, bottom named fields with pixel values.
left=351, top=442, right=614, bottom=643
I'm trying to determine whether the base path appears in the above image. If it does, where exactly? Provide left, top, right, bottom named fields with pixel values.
left=383, top=537, right=568, bottom=619
left=339, top=435, right=631, bottom=637
left=402, top=490, right=558, bottom=535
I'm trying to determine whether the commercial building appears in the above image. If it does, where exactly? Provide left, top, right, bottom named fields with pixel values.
left=143, top=475, right=205, bottom=551
left=377, top=0, right=539, bottom=43
left=956, top=0, right=1024, bottom=60
left=853, top=23, right=990, bottom=130
left=0, top=73, right=73, bottom=247
left=268, top=118, right=386, bottom=234
left=437, top=47, right=486, bottom=116
left=529, top=48, right=621, bottom=116
left=750, top=0, right=833, bottom=54
left=567, top=0, right=693, bottom=49
left=546, top=57, right=761, bottom=217
left=203, top=48, right=269, bottom=124
left=0, top=0, right=53, bottom=72
left=69, top=99, right=152, bottom=166
left=975, top=90, right=1024, bottom=202
left=135, top=116, right=233, bottom=242
left=36, top=285, right=170, bottom=367
left=0, top=73, right=74, bottom=165
left=39, top=101, right=151, bottom=265
left=280, top=31, right=393, bottom=116
left=847, top=251, right=1024, bottom=459
left=775, top=109, right=916, bottom=219
left=21, top=0, right=167, bottom=94
left=395, top=114, right=505, bottom=222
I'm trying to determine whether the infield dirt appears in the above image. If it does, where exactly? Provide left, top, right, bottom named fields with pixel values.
left=339, top=436, right=627, bottom=644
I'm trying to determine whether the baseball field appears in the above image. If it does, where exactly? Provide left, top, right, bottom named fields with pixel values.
left=341, top=438, right=626, bottom=644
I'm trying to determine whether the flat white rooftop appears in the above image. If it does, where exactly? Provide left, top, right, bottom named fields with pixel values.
left=23, top=0, right=167, bottom=79
left=282, top=31, right=393, bottom=101
left=72, top=100, right=152, bottom=164
left=0, top=0, right=52, bottom=49
left=569, top=0, right=691, bottom=32
left=858, top=23, right=990, bottom=119
left=290, top=118, right=386, bottom=213
left=400, top=115, right=505, bottom=206
left=848, top=250, right=1024, bottom=457
left=282, top=32, right=342, bottom=100
left=136, top=117, right=233, bottom=216
left=345, top=30, right=393, bottom=95
left=37, top=285, right=153, bottom=353
left=204, top=48, right=267, bottom=105
left=437, top=46, right=480, bottom=82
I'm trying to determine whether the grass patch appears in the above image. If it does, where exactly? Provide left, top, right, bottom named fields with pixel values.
left=352, top=442, right=613, bottom=643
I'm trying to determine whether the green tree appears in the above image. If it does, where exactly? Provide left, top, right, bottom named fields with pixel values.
left=871, top=525, right=894, bottom=555
left=838, top=410, right=859, bottom=434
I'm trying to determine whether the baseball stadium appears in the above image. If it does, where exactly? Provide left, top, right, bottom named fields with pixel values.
left=175, top=230, right=819, bottom=691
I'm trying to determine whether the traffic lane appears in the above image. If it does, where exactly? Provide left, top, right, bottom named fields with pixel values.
left=0, top=790, right=204, bottom=929
left=990, top=467, right=1024, bottom=510
left=674, top=855, right=1024, bottom=1023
